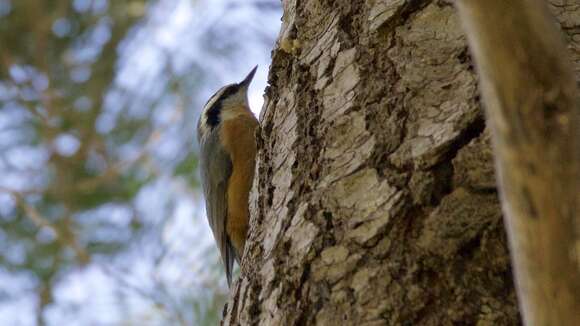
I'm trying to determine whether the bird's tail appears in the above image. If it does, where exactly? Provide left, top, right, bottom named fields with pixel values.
left=225, top=241, right=236, bottom=288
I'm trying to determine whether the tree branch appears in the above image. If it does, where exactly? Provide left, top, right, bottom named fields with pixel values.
left=454, top=0, right=580, bottom=324
left=1, top=189, right=90, bottom=265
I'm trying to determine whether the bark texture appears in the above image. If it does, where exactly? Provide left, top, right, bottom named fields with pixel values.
left=223, top=1, right=580, bottom=325
left=455, top=0, right=580, bottom=325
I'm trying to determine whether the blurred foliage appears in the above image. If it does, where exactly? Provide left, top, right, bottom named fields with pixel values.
left=0, top=0, right=280, bottom=325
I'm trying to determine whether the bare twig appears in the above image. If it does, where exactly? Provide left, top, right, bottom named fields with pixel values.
left=3, top=189, right=90, bottom=265
left=101, top=265, right=188, bottom=326
left=75, top=103, right=183, bottom=193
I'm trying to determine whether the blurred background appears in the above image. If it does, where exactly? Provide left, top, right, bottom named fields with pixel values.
left=0, top=0, right=281, bottom=324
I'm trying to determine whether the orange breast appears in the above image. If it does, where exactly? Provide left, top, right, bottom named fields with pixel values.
left=219, top=108, right=258, bottom=258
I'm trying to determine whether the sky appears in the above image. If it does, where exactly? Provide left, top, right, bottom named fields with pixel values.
left=0, top=0, right=282, bottom=324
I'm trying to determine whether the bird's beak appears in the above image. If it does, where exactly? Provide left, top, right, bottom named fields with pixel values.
left=239, top=65, right=258, bottom=89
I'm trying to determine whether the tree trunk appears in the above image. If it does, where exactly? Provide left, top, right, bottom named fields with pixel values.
left=224, top=0, right=580, bottom=325
left=455, top=0, right=580, bottom=325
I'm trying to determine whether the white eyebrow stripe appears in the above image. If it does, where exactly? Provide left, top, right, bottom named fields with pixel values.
left=199, top=86, right=230, bottom=136
left=202, top=86, right=228, bottom=116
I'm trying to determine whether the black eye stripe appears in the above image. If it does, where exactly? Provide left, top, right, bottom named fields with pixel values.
left=204, top=84, right=240, bottom=128
left=206, top=102, right=221, bottom=127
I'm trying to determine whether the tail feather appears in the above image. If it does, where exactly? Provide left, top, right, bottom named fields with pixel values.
left=225, top=241, right=236, bottom=288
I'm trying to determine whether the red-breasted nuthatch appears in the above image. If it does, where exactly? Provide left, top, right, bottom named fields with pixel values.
left=197, top=66, right=259, bottom=287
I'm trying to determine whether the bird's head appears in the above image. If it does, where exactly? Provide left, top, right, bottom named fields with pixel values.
left=199, top=66, right=257, bottom=133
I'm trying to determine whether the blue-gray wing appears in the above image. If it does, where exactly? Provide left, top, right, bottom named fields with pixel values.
left=198, top=127, right=235, bottom=287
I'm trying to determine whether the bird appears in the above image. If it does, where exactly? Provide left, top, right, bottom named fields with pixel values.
left=197, top=66, right=259, bottom=287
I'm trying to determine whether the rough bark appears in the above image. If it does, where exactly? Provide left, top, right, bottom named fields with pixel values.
left=223, top=0, right=580, bottom=325
left=455, top=0, right=580, bottom=325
